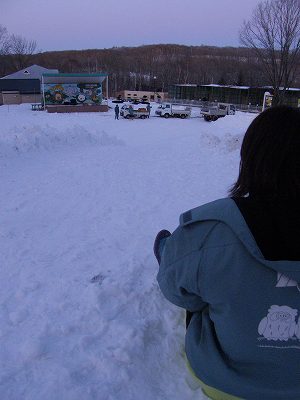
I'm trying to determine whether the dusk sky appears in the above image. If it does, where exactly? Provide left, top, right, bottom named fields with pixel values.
left=1, top=0, right=262, bottom=52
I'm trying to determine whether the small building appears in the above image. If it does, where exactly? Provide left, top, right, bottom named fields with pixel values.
left=116, top=90, right=167, bottom=103
left=41, top=73, right=109, bottom=113
left=0, top=65, right=58, bottom=105
left=168, top=84, right=300, bottom=108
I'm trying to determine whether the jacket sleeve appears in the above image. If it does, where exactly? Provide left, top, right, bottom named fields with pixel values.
left=156, top=224, right=209, bottom=312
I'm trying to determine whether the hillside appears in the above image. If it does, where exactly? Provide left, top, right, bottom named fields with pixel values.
left=0, top=44, right=283, bottom=95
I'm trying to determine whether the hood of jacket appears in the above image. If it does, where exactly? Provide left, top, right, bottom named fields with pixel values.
left=180, top=198, right=300, bottom=284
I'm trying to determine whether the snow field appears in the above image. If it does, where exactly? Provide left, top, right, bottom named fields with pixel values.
left=0, top=104, right=256, bottom=399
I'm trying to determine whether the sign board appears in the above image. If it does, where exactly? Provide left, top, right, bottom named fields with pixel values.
left=43, top=82, right=102, bottom=105
left=262, top=91, right=273, bottom=111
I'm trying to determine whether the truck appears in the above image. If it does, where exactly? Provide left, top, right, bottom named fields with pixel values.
left=200, top=103, right=236, bottom=121
left=155, top=103, right=191, bottom=119
left=120, top=104, right=149, bottom=119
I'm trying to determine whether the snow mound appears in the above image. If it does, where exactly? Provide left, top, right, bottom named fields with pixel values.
left=0, top=124, right=125, bottom=157
left=198, top=113, right=253, bottom=155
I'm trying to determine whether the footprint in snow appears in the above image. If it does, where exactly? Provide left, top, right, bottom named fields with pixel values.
left=90, top=273, right=105, bottom=285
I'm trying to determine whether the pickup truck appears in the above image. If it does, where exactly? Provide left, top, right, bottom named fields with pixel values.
left=120, top=104, right=149, bottom=119
left=200, top=103, right=236, bottom=121
left=155, top=103, right=191, bottom=119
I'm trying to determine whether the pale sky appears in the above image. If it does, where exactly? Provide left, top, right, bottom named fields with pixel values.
left=1, top=0, right=262, bottom=51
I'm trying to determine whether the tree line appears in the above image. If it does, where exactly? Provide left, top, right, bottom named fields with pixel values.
left=2, top=43, right=298, bottom=95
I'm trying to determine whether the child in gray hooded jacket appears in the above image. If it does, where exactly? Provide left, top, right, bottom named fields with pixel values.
left=155, top=106, right=300, bottom=400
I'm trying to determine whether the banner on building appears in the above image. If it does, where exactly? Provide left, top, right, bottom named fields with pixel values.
left=43, top=83, right=102, bottom=105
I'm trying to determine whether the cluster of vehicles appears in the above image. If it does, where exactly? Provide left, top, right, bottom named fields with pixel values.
left=117, top=101, right=236, bottom=121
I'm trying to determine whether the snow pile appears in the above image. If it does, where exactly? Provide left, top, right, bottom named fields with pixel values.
left=0, top=122, right=124, bottom=157
left=0, top=103, right=256, bottom=400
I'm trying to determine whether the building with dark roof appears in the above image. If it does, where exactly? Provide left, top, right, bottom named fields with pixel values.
left=168, top=84, right=300, bottom=108
left=0, top=65, right=59, bottom=105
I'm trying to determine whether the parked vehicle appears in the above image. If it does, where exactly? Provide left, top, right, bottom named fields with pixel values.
left=200, top=103, right=236, bottom=121
left=120, top=104, right=149, bottom=119
left=155, top=103, right=191, bottom=119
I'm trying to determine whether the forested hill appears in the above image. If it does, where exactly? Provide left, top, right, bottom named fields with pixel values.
left=1, top=44, right=299, bottom=94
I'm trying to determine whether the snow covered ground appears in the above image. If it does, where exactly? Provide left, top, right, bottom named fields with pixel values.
left=0, top=103, right=256, bottom=400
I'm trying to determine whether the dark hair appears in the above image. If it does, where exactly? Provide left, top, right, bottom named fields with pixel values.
left=229, top=106, right=300, bottom=198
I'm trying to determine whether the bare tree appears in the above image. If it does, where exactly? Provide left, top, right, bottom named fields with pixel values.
left=9, top=34, right=37, bottom=69
left=240, top=0, right=300, bottom=105
left=0, top=24, right=10, bottom=55
left=0, top=25, right=12, bottom=77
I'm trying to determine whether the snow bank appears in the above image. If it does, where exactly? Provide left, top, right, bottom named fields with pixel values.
left=0, top=110, right=124, bottom=157
left=0, top=124, right=124, bottom=156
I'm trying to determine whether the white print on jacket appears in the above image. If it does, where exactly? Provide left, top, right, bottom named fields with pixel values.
left=276, top=272, right=298, bottom=288
left=258, top=305, right=299, bottom=341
